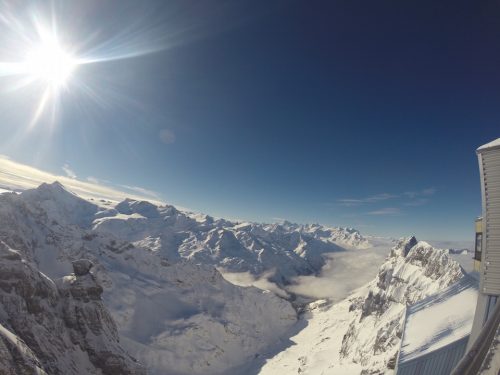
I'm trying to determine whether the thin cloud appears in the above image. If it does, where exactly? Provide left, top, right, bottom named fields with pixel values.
left=403, top=198, right=429, bottom=207
left=404, top=191, right=418, bottom=199
left=62, top=164, right=77, bottom=179
left=422, top=187, right=436, bottom=195
left=367, top=207, right=401, bottom=216
left=0, top=156, right=164, bottom=205
left=119, top=184, right=161, bottom=200
left=404, top=187, right=436, bottom=199
left=336, top=199, right=365, bottom=207
left=337, top=193, right=398, bottom=207
left=87, top=176, right=112, bottom=185
left=365, top=193, right=399, bottom=202
left=337, top=188, right=436, bottom=208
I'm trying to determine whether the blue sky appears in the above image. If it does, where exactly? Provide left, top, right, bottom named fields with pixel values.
left=0, top=0, right=498, bottom=241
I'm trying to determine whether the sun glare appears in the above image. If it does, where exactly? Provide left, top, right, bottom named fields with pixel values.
left=24, top=38, right=76, bottom=89
left=0, top=4, right=167, bottom=129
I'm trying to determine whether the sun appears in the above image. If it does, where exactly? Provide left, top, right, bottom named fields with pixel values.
left=24, top=37, right=77, bottom=89
left=0, top=5, right=166, bottom=129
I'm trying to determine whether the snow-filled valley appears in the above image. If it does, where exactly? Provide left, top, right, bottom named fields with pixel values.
left=0, top=182, right=474, bottom=375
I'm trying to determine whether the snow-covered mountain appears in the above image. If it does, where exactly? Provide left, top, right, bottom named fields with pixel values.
left=258, top=236, right=466, bottom=374
left=0, top=183, right=304, bottom=374
left=92, top=198, right=370, bottom=283
left=0, top=183, right=371, bottom=284
left=0, top=182, right=465, bottom=374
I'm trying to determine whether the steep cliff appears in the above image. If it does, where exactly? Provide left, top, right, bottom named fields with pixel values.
left=0, top=243, right=144, bottom=374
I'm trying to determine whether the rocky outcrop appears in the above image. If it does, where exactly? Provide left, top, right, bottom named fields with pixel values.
left=0, top=242, right=144, bottom=374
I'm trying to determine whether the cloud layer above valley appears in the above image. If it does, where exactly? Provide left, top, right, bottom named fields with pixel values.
left=287, top=244, right=391, bottom=301
left=220, top=240, right=394, bottom=302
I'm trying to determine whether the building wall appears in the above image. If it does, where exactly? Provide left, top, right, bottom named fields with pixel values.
left=477, top=148, right=500, bottom=295
left=471, top=141, right=500, bottom=349
left=469, top=293, right=491, bottom=350
left=396, top=337, right=469, bottom=375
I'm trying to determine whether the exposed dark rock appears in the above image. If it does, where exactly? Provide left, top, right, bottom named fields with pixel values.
left=72, top=259, right=94, bottom=276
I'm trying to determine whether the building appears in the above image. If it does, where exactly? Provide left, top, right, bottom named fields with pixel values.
left=468, top=138, right=500, bottom=348
left=396, top=138, right=500, bottom=375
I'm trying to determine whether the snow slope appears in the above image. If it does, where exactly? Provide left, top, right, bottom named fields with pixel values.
left=256, top=294, right=369, bottom=375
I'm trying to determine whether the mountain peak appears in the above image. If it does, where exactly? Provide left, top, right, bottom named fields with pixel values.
left=37, top=181, right=73, bottom=195
left=22, top=181, right=86, bottom=207
left=115, top=198, right=160, bottom=218
left=22, top=182, right=98, bottom=227
left=395, top=235, right=418, bottom=257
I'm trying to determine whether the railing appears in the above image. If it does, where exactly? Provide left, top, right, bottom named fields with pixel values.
left=451, top=298, right=500, bottom=375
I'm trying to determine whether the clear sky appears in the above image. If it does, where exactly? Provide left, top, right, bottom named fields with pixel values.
left=0, top=0, right=498, bottom=241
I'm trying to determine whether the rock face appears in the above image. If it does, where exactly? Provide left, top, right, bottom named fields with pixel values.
left=0, top=182, right=300, bottom=374
left=339, top=236, right=464, bottom=373
left=0, top=241, right=144, bottom=375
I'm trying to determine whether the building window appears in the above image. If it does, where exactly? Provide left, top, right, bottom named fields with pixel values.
left=474, top=232, right=482, bottom=261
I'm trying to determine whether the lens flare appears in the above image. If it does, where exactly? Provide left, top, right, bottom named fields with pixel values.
left=0, top=3, right=172, bottom=132
left=0, top=13, right=83, bottom=129
left=24, top=37, right=76, bottom=88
